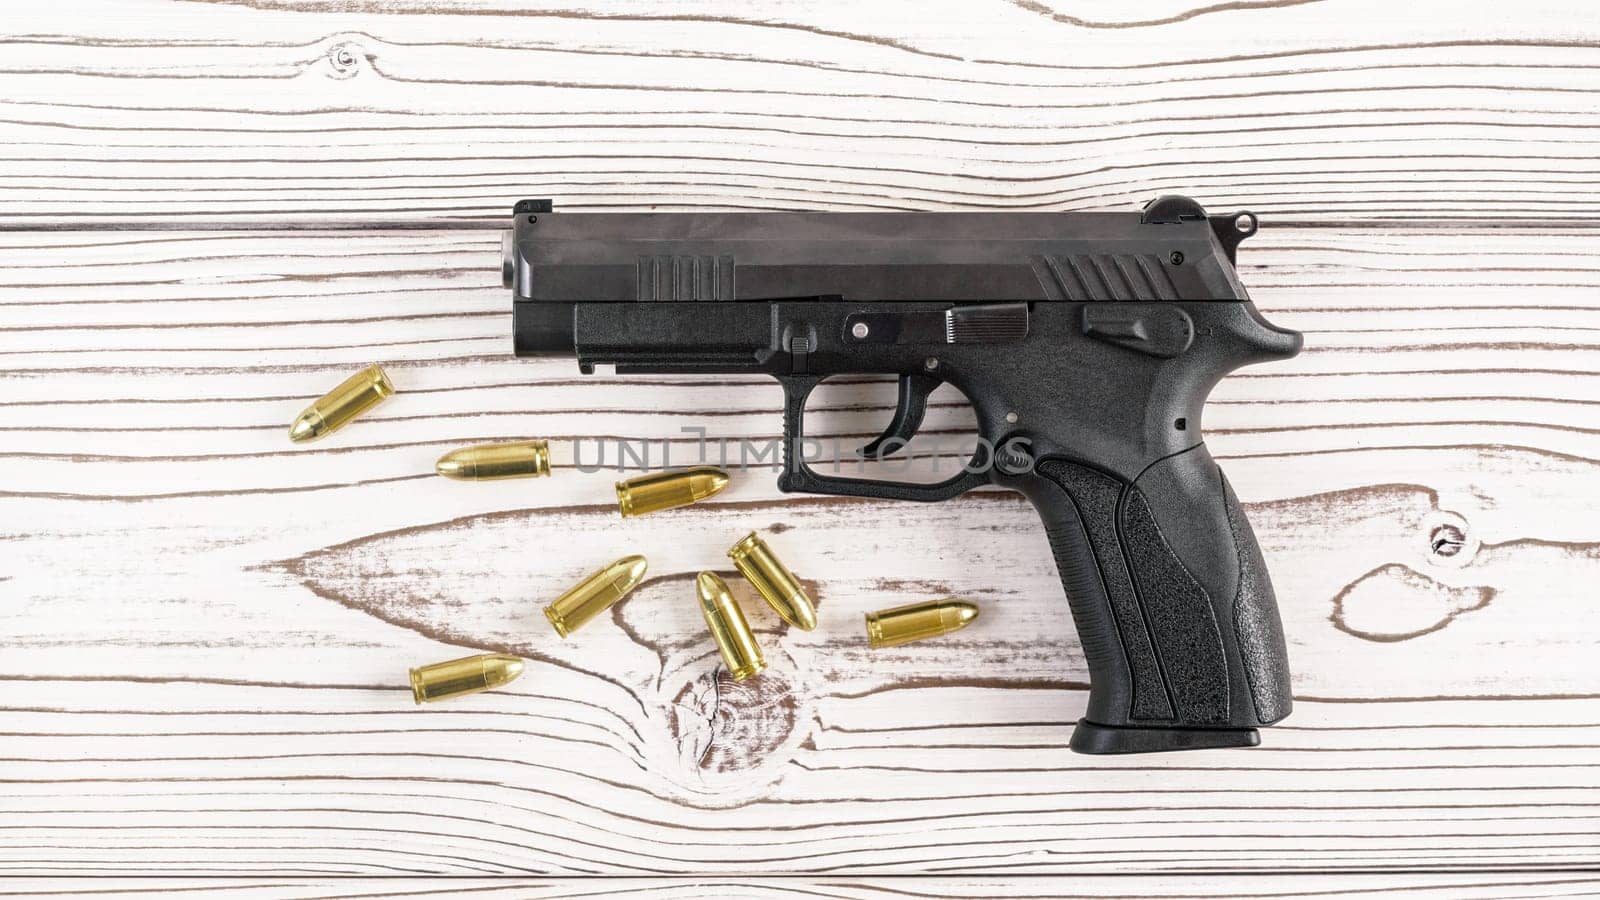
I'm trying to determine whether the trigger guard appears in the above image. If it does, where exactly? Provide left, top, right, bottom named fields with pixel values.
left=778, top=371, right=988, bottom=502
left=780, top=450, right=990, bottom=502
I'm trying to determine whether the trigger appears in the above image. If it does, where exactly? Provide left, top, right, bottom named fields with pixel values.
left=859, top=374, right=940, bottom=459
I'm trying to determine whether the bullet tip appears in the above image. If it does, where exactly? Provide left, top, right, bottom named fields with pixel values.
left=288, top=410, right=324, bottom=443
left=490, top=655, right=526, bottom=686
left=615, top=554, right=649, bottom=588
left=946, top=600, right=980, bottom=629
left=702, top=469, right=731, bottom=498
left=789, top=596, right=819, bottom=632
left=696, top=571, right=728, bottom=609
left=434, top=453, right=468, bottom=479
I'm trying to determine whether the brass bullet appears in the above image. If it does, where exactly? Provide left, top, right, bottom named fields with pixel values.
left=436, top=440, right=550, bottom=481
left=544, top=555, right=649, bottom=638
left=616, top=466, right=729, bottom=517
left=728, top=531, right=816, bottom=631
left=697, top=571, right=766, bottom=681
left=289, top=363, right=394, bottom=443
left=410, top=653, right=525, bottom=704
left=865, top=598, right=980, bottom=649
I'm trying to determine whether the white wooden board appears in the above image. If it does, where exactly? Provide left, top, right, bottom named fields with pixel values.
left=5, top=875, right=1600, bottom=898
left=2, top=0, right=1598, bottom=892
left=3, top=0, right=1600, bottom=223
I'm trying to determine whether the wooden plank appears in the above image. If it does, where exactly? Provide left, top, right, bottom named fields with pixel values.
left=7, top=874, right=1600, bottom=898
left=1, top=225, right=1598, bottom=876
left=3, top=0, right=1600, bottom=224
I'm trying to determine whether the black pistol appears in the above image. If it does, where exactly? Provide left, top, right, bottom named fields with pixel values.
left=504, top=196, right=1300, bottom=754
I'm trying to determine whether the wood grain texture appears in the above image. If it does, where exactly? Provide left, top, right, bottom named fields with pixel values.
left=10, top=874, right=1600, bottom=898
left=2, top=224, right=1598, bottom=879
left=5, top=0, right=1600, bottom=888
left=3, top=0, right=1600, bottom=224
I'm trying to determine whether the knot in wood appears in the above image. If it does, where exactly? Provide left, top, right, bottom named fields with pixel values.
left=327, top=42, right=364, bottom=79
left=1429, top=523, right=1466, bottom=558
left=1419, top=510, right=1477, bottom=570
left=673, top=664, right=798, bottom=777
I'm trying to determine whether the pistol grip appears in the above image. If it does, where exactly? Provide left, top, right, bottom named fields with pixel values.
left=1021, top=444, right=1292, bottom=754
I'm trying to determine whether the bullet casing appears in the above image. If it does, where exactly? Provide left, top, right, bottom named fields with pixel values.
left=616, top=467, right=729, bottom=517
left=544, top=555, right=649, bottom=637
left=289, top=363, right=394, bottom=443
left=436, top=440, right=550, bottom=480
left=410, top=653, right=525, bottom=703
left=696, top=571, right=766, bottom=681
left=728, top=532, right=817, bottom=631
left=865, top=598, right=980, bottom=649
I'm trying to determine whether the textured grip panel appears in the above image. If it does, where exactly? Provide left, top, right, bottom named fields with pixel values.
left=1027, top=448, right=1290, bottom=741
left=1037, top=461, right=1174, bottom=722
left=1117, top=488, right=1230, bottom=724
left=1042, top=521, right=1123, bottom=702
left=1222, top=473, right=1293, bottom=723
